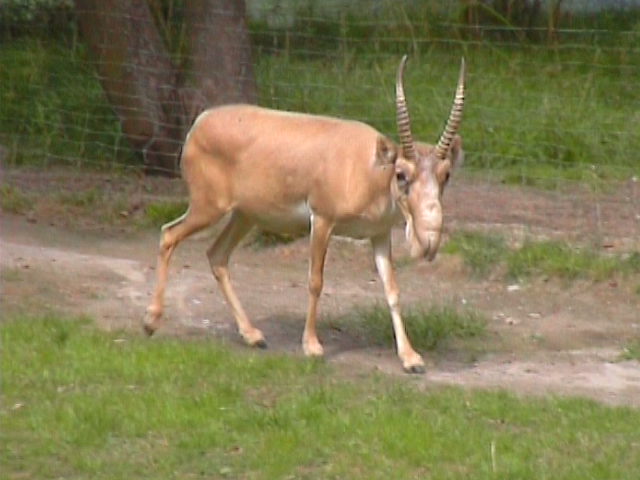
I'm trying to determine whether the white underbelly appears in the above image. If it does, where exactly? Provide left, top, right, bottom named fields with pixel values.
left=248, top=201, right=400, bottom=239
left=249, top=202, right=312, bottom=234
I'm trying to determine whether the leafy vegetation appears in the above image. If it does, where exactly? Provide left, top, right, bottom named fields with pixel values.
left=0, top=0, right=74, bottom=39
left=2, top=313, right=640, bottom=479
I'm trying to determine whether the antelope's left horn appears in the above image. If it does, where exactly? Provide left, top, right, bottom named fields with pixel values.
left=395, top=55, right=418, bottom=163
left=435, top=58, right=466, bottom=161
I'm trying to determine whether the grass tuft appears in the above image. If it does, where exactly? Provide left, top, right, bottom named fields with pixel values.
left=0, top=184, right=33, bottom=213
left=328, top=303, right=487, bottom=352
left=442, top=231, right=507, bottom=277
left=507, top=240, right=640, bottom=282
left=57, top=188, right=101, bottom=208
left=444, top=230, right=640, bottom=283
left=621, top=340, right=640, bottom=361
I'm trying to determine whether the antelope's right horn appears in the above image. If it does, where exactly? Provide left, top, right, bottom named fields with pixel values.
left=395, top=55, right=418, bottom=163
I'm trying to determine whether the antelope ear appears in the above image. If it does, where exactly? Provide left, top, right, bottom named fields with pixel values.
left=374, top=136, right=398, bottom=167
left=450, top=135, right=464, bottom=169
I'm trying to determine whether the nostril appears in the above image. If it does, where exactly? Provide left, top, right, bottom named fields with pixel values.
left=422, top=241, right=431, bottom=258
left=423, top=202, right=441, bottom=218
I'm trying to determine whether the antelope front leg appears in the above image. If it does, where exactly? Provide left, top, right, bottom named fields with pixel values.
left=371, top=233, right=425, bottom=374
left=303, top=215, right=334, bottom=357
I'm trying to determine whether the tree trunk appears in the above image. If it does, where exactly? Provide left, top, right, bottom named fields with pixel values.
left=183, top=0, right=257, bottom=119
left=76, top=0, right=257, bottom=175
left=76, top=0, right=182, bottom=174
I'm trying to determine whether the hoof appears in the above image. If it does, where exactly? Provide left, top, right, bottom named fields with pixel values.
left=403, top=364, right=426, bottom=375
left=253, top=339, right=268, bottom=350
left=303, top=342, right=324, bottom=358
left=143, top=309, right=161, bottom=337
left=143, top=323, right=157, bottom=336
left=241, top=329, right=267, bottom=349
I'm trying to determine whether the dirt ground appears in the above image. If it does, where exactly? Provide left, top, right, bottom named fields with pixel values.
left=2, top=168, right=639, bottom=407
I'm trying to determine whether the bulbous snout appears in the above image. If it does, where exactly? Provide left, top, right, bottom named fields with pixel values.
left=409, top=229, right=442, bottom=261
left=408, top=200, right=443, bottom=261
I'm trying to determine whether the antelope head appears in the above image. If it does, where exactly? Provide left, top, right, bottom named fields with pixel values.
left=394, top=55, right=465, bottom=261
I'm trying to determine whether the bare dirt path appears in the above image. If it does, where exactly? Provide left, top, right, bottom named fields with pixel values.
left=2, top=213, right=639, bottom=407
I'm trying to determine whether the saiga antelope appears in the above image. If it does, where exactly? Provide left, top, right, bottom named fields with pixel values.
left=144, top=56, right=465, bottom=373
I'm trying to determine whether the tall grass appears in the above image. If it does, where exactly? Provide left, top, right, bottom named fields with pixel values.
left=256, top=44, right=639, bottom=187
left=2, top=11, right=639, bottom=186
left=3, top=313, right=640, bottom=479
left=0, top=38, right=136, bottom=168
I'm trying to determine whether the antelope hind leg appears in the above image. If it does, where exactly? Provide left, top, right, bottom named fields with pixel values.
left=207, top=213, right=266, bottom=348
left=145, top=209, right=222, bottom=335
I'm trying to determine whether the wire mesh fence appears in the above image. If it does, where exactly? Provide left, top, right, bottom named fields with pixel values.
left=1, top=1, right=639, bottom=248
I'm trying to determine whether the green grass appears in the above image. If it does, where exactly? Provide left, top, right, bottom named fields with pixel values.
left=444, top=231, right=640, bottom=282
left=507, top=242, right=640, bottom=282
left=2, top=313, right=640, bottom=479
left=621, top=339, right=640, bottom=361
left=0, top=184, right=33, bottom=213
left=0, top=38, right=135, bottom=168
left=328, top=302, right=487, bottom=353
left=255, top=45, right=639, bottom=188
left=2, top=35, right=639, bottom=187
left=56, top=187, right=102, bottom=208
left=1, top=267, right=23, bottom=282
left=144, top=201, right=189, bottom=228
left=442, top=231, right=508, bottom=277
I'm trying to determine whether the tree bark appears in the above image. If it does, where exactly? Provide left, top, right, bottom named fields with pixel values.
left=183, top=0, right=257, bottom=118
left=76, top=0, right=257, bottom=175
left=76, top=0, right=182, bottom=174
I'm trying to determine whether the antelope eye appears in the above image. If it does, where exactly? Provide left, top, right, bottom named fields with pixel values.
left=396, top=171, right=410, bottom=192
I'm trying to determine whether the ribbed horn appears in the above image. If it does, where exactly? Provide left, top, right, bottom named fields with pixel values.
left=395, top=55, right=418, bottom=163
left=435, top=57, right=465, bottom=161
